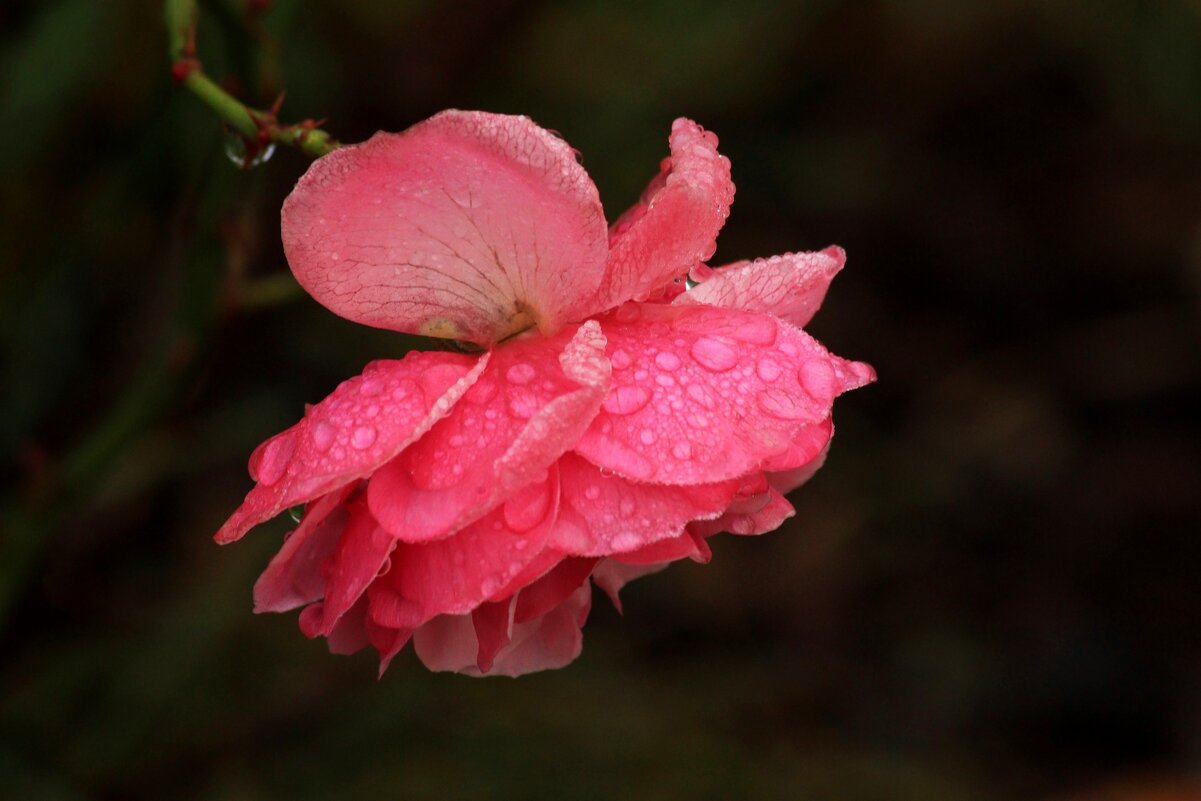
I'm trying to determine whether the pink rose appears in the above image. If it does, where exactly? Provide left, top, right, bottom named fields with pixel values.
left=216, top=111, right=874, bottom=677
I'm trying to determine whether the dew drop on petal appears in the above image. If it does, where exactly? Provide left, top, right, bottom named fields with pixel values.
left=690, top=337, right=739, bottom=372
left=730, top=315, right=778, bottom=346
left=507, top=388, right=538, bottom=419
left=654, top=351, right=682, bottom=371
left=602, top=385, right=652, bottom=416
left=756, top=358, right=782, bottom=383
left=584, top=485, right=601, bottom=500
left=376, top=556, right=393, bottom=578
left=358, top=378, right=383, bottom=397
left=619, top=498, right=636, bottom=517
left=610, top=349, right=632, bottom=370
left=639, top=428, right=656, bottom=445
left=672, top=440, right=692, bottom=460
left=351, top=425, right=378, bottom=449
left=799, top=359, right=837, bottom=403
left=256, top=433, right=295, bottom=486
left=506, top=363, right=536, bottom=385
left=310, top=421, right=335, bottom=452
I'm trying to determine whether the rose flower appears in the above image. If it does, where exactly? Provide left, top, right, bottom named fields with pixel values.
left=216, top=111, right=874, bottom=676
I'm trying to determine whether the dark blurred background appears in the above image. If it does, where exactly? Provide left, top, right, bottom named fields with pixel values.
left=2, top=1, right=1200, bottom=799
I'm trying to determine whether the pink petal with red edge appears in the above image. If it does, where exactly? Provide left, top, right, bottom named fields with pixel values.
left=282, top=110, right=608, bottom=345
left=366, top=618, right=412, bottom=677
left=413, top=583, right=592, bottom=677
left=367, top=322, right=608, bottom=543
left=768, top=441, right=831, bottom=495
left=588, top=118, right=734, bottom=313
left=216, top=350, right=486, bottom=544
left=298, top=597, right=372, bottom=655
left=369, top=467, right=560, bottom=629
left=610, top=528, right=711, bottom=565
left=316, top=497, right=396, bottom=634
left=253, top=485, right=353, bottom=613
left=472, top=598, right=516, bottom=673
left=676, top=247, right=846, bottom=328
left=552, top=452, right=738, bottom=556
left=514, top=556, right=597, bottom=623
left=576, top=303, right=870, bottom=484
left=691, top=485, right=795, bottom=537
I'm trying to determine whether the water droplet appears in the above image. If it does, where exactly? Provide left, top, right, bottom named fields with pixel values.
left=584, top=485, right=601, bottom=500
left=655, top=374, right=675, bottom=387
left=757, top=388, right=809, bottom=420
left=376, top=556, right=392, bottom=577
left=799, top=359, right=836, bottom=403
left=224, top=135, right=276, bottom=169
left=602, top=385, right=652, bottom=415
left=288, top=504, right=305, bottom=524
left=756, top=358, right=782, bottom=382
left=691, top=337, right=739, bottom=372
left=730, top=315, right=777, bottom=346
left=615, top=303, right=641, bottom=323
left=507, top=387, right=538, bottom=419
left=451, top=463, right=464, bottom=477
left=619, top=498, right=636, bottom=516
left=639, top=428, right=656, bottom=445
left=310, top=421, right=335, bottom=452
left=255, top=433, right=295, bottom=486
left=655, top=351, right=682, bottom=371
left=686, top=383, right=715, bottom=409
left=449, top=434, right=465, bottom=448
left=506, top=363, right=536, bottom=385
left=469, top=379, right=498, bottom=404
left=610, top=349, right=632, bottom=370
left=358, top=378, right=383, bottom=397
left=351, top=425, right=377, bottom=449
left=672, top=441, right=693, bottom=460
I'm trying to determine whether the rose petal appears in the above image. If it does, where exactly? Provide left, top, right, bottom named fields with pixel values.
left=298, top=596, right=372, bottom=655
left=589, top=118, right=734, bottom=312
left=610, top=528, right=711, bottom=565
left=253, top=485, right=353, bottom=614
left=551, top=452, right=738, bottom=556
left=513, top=556, right=597, bottom=623
left=472, top=598, right=515, bottom=673
left=216, top=350, right=485, bottom=544
left=575, top=302, right=870, bottom=484
left=676, top=246, right=846, bottom=328
left=413, top=583, right=591, bottom=677
left=283, top=110, right=608, bottom=345
left=317, top=496, right=396, bottom=634
left=367, top=322, right=608, bottom=543
left=592, top=560, right=670, bottom=612
left=690, top=486, right=795, bottom=537
left=369, top=468, right=560, bottom=629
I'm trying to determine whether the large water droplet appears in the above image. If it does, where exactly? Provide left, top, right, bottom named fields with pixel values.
left=639, top=428, right=656, bottom=445
left=756, top=358, right=782, bottom=383
left=654, top=351, right=682, bottom=371
left=730, top=315, right=777, bottom=346
left=506, top=363, right=536, bottom=385
left=224, top=134, right=276, bottom=169
left=255, top=432, right=295, bottom=486
left=610, top=349, right=632, bottom=370
left=351, top=425, right=377, bottom=449
left=310, top=420, right=336, bottom=452
left=691, top=337, right=739, bottom=372
left=288, top=504, right=306, bottom=524
left=602, top=385, right=652, bottom=415
left=799, top=359, right=836, bottom=403
left=358, top=378, right=383, bottom=397
left=507, top=387, right=538, bottom=419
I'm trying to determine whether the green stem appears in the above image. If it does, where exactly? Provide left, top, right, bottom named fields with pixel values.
left=165, top=0, right=340, bottom=160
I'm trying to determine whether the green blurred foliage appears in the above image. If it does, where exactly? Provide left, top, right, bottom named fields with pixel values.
left=1, top=1, right=1199, bottom=799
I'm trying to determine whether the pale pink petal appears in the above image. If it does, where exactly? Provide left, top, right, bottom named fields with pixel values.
left=588, top=118, right=734, bottom=313
left=282, top=110, right=608, bottom=345
left=768, top=441, right=831, bottom=494
left=252, top=485, right=352, bottom=613
left=592, top=560, right=670, bottom=612
left=513, top=556, right=597, bottom=623
left=316, top=497, right=396, bottom=634
left=551, top=452, right=738, bottom=556
left=367, top=322, right=608, bottom=543
left=676, top=247, right=846, bottom=328
left=413, top=583, right=592, bottom=677
left=216, top=350, right=485, bottom=544
left=691, top=486, right=795, bottom=537
left=368, top=469, right=560, bottom=629
left=575, top=303, right=871, bottom=484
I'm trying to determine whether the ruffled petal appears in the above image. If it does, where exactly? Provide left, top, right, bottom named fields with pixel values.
left=610, top=528, right=711, bottom=565
left=282, top=110, right=608, bottom=345
left=513, top=556, right=597, bottom=623
left=592, top=560, right=670, bottom=612
left=367, top=322, right=608, bottom=543
left=551, top=452, right=738, bottom=556
left=216, top=350, right=485, bottom=544
left=413, top=583, right=592, bottom=677
left=574, top=303, right=872, bottom=484
left=690, top=485, right=795, bottom=537
left=588, top=118, right=734, bottom=312
left=368, top=468, right=560, bottom=629
left=252, top=485, right=352, bottom=613
left=675, top=247, right=845, bottom=328
left=315, top=496, right=396, bottom=634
